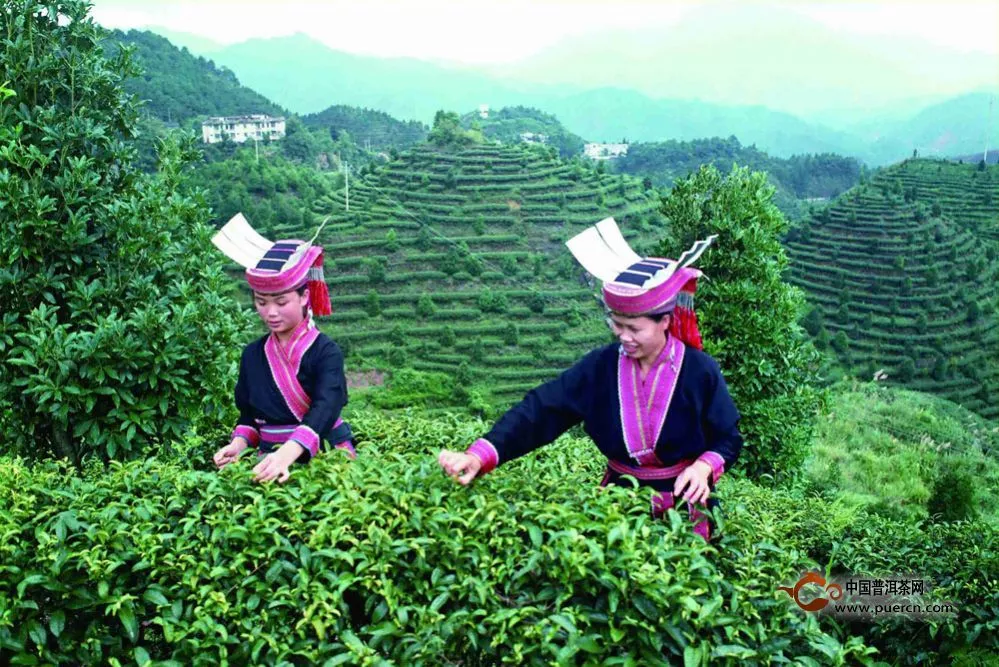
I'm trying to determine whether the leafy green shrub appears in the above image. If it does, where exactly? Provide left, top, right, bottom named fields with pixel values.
left=0, top=0, right=250, bottom=465
left=0, top=425, right=878, bottom=665
left=725, top=475, right=999, bottom=666
left=657, top=166, right=825, bottom=482
left=415, top=293, right=436, bottom=318
left=805, top=382, right=999, bottom=524
left=477, top=289, right=509, bottom=314
left=931, top=458, right=978, bottom=523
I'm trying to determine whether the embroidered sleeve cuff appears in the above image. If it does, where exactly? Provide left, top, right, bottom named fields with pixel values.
left=697, top=451, right=726, bottom=485
left=467, top=438, right=499, bottom=475
left=289, top=425, right=320, bottom=459
left=232, top=425, right=260, bottom=448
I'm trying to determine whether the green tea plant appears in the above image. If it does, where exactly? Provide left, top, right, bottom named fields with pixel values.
left=0, top=419, right=882, bottom=666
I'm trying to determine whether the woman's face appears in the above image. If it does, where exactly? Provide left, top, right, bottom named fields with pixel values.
left=606, top=312, right=671, bottom=361
left=254, top=289, right=309, bottom=337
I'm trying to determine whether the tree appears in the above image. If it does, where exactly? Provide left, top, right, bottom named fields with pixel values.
left=388, top=324, right=405, bottom=346
left=441, top=245, right=464, bottom=276
left=527, top=290, right=547, bottom=314
left=897, top=358, right=916, bottom=382
left=967, top=300, right=981, bottom=324
left=416, top=226, right=434, bottom=251
left=415, top=293, right=436, bottom=318
left=428, top=110, right=483, bottom=148
left=831, top=331, right=850, bottom=354
left=502, top=324, right=520, bottom=346
left=0, top=0, right=250, bottom=464
left=365, top=257, right=387, bottom=284
left=477, top=289, right=508, bottom=314
left=656, top=165, right=824, bottom=482
left=801, top=307, right=823, bottom=336
left=385, top=229, right=400, bottom=253
left=365, top=290, right=382, bottom=316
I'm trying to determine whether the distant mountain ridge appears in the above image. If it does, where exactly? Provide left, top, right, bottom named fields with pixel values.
left=613, top=136, right=862, bottom=218
left=302, top=105, right=428, bottom=152
left=106, top=29, right=284, bottom=123
left=179, top=31, right=994, bottom=166
left=491, top=4, right=997, bottom=119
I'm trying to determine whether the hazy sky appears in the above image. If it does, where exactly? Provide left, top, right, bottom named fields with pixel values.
left=91, top=0, right=999, bottom=64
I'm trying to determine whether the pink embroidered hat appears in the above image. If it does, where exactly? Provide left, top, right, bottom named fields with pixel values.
left=211, top=213, right=333, bottom=316
left=565, top=218, right=716, bottom=349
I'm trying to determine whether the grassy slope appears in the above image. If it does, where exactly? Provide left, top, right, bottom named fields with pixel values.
left=807, top=380, right=999, bottom=525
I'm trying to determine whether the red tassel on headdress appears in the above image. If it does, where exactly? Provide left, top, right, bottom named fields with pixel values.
left=308, top=252, right=333, bottom=317
left=669, top=279, right=704, bottom=350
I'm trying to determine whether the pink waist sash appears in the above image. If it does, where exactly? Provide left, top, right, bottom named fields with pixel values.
left=606, top=457, right=695, bottom=480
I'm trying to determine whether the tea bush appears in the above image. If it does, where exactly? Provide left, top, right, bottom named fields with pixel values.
left=1, top=422, right=878, bottom=665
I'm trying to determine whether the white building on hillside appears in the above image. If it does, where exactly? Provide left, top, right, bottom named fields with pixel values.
left=520, top=131, right=549, bottom=145
left=202, top=115, right=286, bottom=144
left=478, top=104, right=490, bottom=119
left=584, top=142, right=629, bottom=160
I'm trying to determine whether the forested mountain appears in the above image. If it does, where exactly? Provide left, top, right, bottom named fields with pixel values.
left=104, top=29, right=285, bottom=123
left=199, top=34, right=883, bottom=162
left=786, top=159, right=999, bottom=419
left=188, top=147, right=343, bottom=232
left=614, top=136, right=862, bottom=217
left=459, top=106, right=586, bottom=158
left=302, top=105, right=428, bottom=152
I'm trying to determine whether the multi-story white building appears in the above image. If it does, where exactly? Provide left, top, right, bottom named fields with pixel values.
left=584, top=142, right=629, bottom=160
left=519, top=131, right=549, bottom=145
left=201, top=115, right=286, bottom=144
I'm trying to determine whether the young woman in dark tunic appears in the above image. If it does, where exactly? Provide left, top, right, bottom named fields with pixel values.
left=438, top=218, right=742, bottom=540
left=210, top=214, right=355, bottom=483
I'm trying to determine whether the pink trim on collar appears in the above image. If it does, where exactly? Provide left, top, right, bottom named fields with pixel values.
left=264, top=317, right=320, bottom=421
left=617, top=335, right=685, bottom=465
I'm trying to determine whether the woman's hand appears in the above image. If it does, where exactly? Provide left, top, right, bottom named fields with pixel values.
left=214, top=438, right=249, bottom=468
left=252, top=441, right=303, bottom=483
left=438, top=449, right=482, bottom=486
left=673, top=460, right=713, bottom=505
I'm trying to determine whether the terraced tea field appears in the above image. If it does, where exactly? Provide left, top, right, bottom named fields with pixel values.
left=257, top=143, right=661, bottom=404
left=786, top=159, right=999, bottom=418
